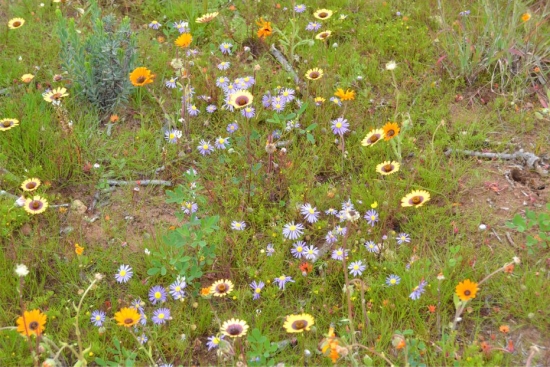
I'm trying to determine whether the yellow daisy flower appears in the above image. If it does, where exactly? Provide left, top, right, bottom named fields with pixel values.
left=0, top=118, right=20, bottom=131
left=21, top=178, right=41, bottom=192
left=24, top=196, right=48, bottom=215
left=361, top=128, right=384, bottom=147
left=305, top=68, right=323, bottom=80
left=8, top=18, right=25, bottom=29
left=283, top=313, right=315, bottom=333
left=114, top=307, right=141, bottom=327
left=455, top=279, right=479, bottom=302
left=229, top=90, right=253, bottom=109
left=376, top=161, right=400, bottom=175
left=129, top=67, right=155, bottom=87
left=400, top=190, right=431, bottom=208
left=196, top=12, right=219, bottom=23
left=43, top=87, right=69, bottom=103
left=175, top=33, right=193, bottom=48
left=313, top=9, right=333, bottom=20
left=16, top=309, right=47, bottom=337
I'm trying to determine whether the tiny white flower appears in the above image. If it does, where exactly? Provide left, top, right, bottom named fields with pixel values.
left=513, top=256, right=520, bottom=264
left=478, top=224, right=487, bottom=231
left=15, top=264, right=29, bottom=277
left=144, top=248, right=151, bottom=255
left=15, top=196, right=26, bottom=207
left=385, top=61, right=397, bottom=70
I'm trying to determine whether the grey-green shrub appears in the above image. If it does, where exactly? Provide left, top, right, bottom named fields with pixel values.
left=56, top=0, right=136, bottom=115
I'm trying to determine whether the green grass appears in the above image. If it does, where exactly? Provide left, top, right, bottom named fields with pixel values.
left=1, top=0, right=549, bottom=366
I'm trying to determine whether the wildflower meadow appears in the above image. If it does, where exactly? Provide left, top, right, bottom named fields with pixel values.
left=1, top=0, right=550, bottom=366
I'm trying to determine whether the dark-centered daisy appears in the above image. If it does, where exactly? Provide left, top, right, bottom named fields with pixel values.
left=8, top=18, right=25, bottom=29
left=455, top=279, right=479, bottom=302
left=129, top=67, right=155, bottom=87
left=313, top=9, right=333, bottom=20
left=229, top=90, right=253, bottom=109
left=315, top=30, right=332, bottom=40
left=24, top=195, right=48, bottom=215
left=16, top=309, right=47, bottom=337
left=361, top=128, right=384, bottom=147
left=220, top=318, right=249, bottom=338
left=210, top=279, right=234, bottom=297
left=43, top=87, right=69, bottom=103
left=0, top=118, right=20, bottom=131
left=305, top=68, right=324, bottom=80
left=283, top=313, right=315, bottom=333
left=382, top=122, right=400, bottom=141
left=401, top=190, right=431, bottom=208
left=376, top=161, right=400, bottom=175
left=114, top=307, right=141, bottom=328
left=21, top=178, right=41, bottom=192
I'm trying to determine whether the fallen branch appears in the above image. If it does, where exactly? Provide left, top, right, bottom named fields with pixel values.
left=0, top=190, right=19, bottom=201
left=445, top=148, right=545, bottom=169
left=106, top=179, right=172, bottom=186
left=269, top=44, right=305, bottom=90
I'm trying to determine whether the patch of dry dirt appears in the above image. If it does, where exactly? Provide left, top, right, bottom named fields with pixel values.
left=61, top=185, right=180, bottom=252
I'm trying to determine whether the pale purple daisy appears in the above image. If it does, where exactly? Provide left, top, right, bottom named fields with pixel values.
left=250, top=281, right=265, bottom=300
left=169, top=278, right=187, bottom=300
left=152, top=308, right=171, bottom=325
left=219, top=42, right=233, bottom=54
left=216, top=76, right=229, bottom=88
left=174, top=21, right=189, bottom=33
left=187, top=104, right=200, bottom=116
left=364, top=241, right=380, bottom=253
left=325, top=231, right=337, bottom=244
left=300, top=203, right=320, bottom=223
left=207, top=335, right=224, bottom=350
left=280, top=88, right=295, bottom=103
left=241, top=106, right=255, bottom=119
left=304, top=245, right=319, bottom=260
left=165, top=77, right=178, bottom=89
left=262, top=92, right=273, bottom=108
left=330, top=96, right=342, bottom=106
left=306, top=21, right=322, bottom=31
left=334, top=225, right=347, bottom=236
left=341, top=199, right=354, bottom=211
left=90, top=310, right=106, bottom=327
left=386, top=274, right=401, bottom=286
left=139, top=312, right=147, bottom=326
left=285, top=120, right=300, bottom=131
left=242, top=76, right=255, bottom=88
left=331, top=117, right=350, bottom=135
left=396, top=233, right=411, bottom=245
left=130, top=298, right=145, bottom=313
left=149, top=285, right=167, bottom=305
left=149, top=20, right=161, bottom=29
left=231, top=221, right=246, bottom=230
left=227, top=122, right=239, bottom=134
left=409, top=280, right=427, bottom=300
left=272, top=130, right=282, bottom=139
left=331, top=247, right=348, bottom=261
left=115, top=264, right=133, bottom=283
left=348, top=260, right=366, bottom=276
left=272, top=101, right=286, bottom=113
left=217, top=61, right=230, bottom=70
left=165, top=129, right=182, bottom=144
left=294, top=4, right=306, bottom=13
left=266, top=243, right=275, bottom=256
left=206, top=105, right=217, bottom=113
left=325, top=208, right=338, bottom=215
left=282, top=222, right=305, bottom=240
left=137, top=333, right=148, bottom=344
left=364, top=209, right=379, bottom=226
left=215, top=137, right=229, bottom=149
left=222, top=83, right=236, bottom=95
left=197, top=140, right=214, bottom=155
left=274, top=275, right=294, bottom=290
left=291, top=241, right=306, bottom=258
left=182, top=201, right=198, bottom=214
